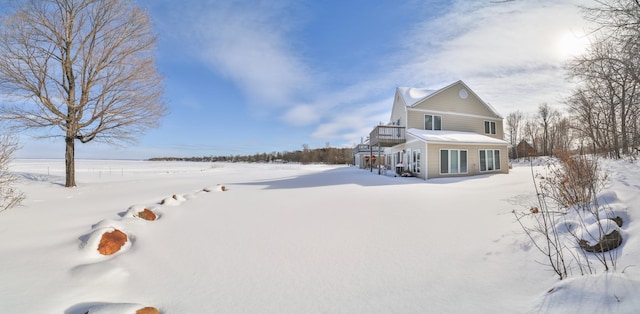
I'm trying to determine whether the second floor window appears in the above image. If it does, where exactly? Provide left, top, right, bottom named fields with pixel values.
left=425, top=114, right=442, bottom=130
left=484, top=121, right=496, bottom=134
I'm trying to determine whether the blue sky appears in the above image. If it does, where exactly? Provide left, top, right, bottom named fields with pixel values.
left=17, top=0, right=593, bottom=159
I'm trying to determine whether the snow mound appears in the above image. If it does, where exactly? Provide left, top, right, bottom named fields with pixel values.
left=122, top=205, right=146, bottom=218
left=66, top=302, right=157, bottom=314
left=79, top=226, right=132, bottom=259
left=597, top=190, right=619, bottom=206
left=122, top=205, right=160, bottom=221
left=555, top=219, right=580, bottom=234
left=92, top=218, right=126, bottom=231
left=160, top=194, right=185, bottom=205
left=203, top=184, right=227, bottom=192
left=579, top=219, right=621, bottom=246
left=532, top=272, right=640, bottom=312
left=183, top=192, right=198, bottom=200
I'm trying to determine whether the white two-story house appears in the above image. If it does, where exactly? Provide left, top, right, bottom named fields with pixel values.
left=363, top=80, right=509, bottom=179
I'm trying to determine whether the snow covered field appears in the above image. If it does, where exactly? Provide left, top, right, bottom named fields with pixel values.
left=0, top=159, right=639, bottom=313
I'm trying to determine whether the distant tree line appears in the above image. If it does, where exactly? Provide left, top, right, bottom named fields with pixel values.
left=149, top=145, right=354, bottom=165
left=506, top=105, right=575, bottom=159
left=506, top=0, right=640, bottom=159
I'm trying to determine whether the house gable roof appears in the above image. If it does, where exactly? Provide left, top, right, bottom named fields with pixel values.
left=396, top=87, right=437, bottom=107
left=397, top=80, right=503, bottom=119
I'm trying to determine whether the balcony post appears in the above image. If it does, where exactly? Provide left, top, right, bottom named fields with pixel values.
left=377, top=144, right=381, bottom=175
left=370, top=144, right=373, bottom=172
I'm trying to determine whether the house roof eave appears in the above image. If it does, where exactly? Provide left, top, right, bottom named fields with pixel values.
left=406, top=128, right=510, bottom=146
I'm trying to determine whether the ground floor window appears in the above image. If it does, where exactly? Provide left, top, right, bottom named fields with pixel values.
left=479, top=149, right=501, bottom=172
left=440, top=149, right=467, bottom=174
left=411, top=149, right=421, bottom=173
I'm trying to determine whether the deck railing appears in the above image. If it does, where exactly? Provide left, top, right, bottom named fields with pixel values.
left=369, top=125, right=406, bottom=147
left=353, top=144, right=385, bottom=154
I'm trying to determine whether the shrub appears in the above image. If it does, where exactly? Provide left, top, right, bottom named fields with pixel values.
left=513, top=152, right=617, bottom=280
left=0, top=134, right=23, bottom=213
left=540, top=152, right=608, bottom=209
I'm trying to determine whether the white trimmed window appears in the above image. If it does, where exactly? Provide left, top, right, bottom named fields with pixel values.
left=484, top=121, right=496, bottom=134
left=479, top=149, right=501, bottom=172
left=425, top=114, right=442, bottom=130
left=412, top=149, right=421, bottom=174
left=440, top=149, right=468, bottom=174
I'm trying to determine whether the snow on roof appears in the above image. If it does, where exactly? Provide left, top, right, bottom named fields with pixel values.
left=397, top=87, right=436, bottom=107
left=407, top=128, right=509, bottom=145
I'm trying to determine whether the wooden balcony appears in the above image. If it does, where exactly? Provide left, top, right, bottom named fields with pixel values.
left=353, top=144, right=384, bottom=154
left=369, top=125, right=406, bottom=147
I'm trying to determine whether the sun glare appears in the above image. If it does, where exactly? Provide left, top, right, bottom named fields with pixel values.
left=556, top=30, right=590, bottom=59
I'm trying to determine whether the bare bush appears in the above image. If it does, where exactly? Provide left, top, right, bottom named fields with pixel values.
left=0, top=133, right=23, bottom=213
left=540, top=152, right=608, bottom=208
left=514, top=153, right=618, bottom=280
left=514, top=161, right=569, bottom=280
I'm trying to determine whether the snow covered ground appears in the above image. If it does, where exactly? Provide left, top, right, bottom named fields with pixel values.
left=0, top=159, right=638, bottom=313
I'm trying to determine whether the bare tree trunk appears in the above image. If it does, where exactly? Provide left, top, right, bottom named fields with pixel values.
left=621, top=103, right=629, bottom=155
left=610, top=98, right=620, bottom=158
left=65, top=135, right=76, bottom=187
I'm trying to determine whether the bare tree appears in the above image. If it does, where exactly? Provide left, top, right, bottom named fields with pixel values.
left=0, top=0, right=167, bottom=187
left=506, top=110, right=524, bottom=158
left=538, top=103, right=559, bottom=156
left=551, top=117, right=574, bottom=153
left=567, top=88, right=606, bottom=154
left=583, top=0, right=640, bottom=83
left=523, top=118, right=540, bottom=155
left=567, top=36, right=640, bottom=157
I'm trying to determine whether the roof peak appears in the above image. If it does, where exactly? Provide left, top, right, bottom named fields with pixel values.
left=396, top=87, right=437, bottom=107
left=397, top=80, right=467, bottom=107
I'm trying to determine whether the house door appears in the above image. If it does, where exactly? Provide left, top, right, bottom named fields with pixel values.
left=412, top=149, right=421, bottom=174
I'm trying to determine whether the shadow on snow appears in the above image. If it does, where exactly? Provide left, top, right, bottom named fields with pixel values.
left=235, top=166, right=502, bottom=190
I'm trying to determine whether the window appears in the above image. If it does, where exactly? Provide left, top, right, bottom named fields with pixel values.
left=425, top=114, right=442, bottom=130
left=479, top=149, right=501, bottom=172
left=440, top=149, right=468, bottom=174
left=484, top=121, right=496, bottom=134
left=412, top=149, right=421, bottom=173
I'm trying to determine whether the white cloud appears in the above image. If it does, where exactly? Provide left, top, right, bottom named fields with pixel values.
left=303, top=0, right=595, bottom=146
left=395, top=0, right=593, bottom=115
left=282, top=104, right=319, bottom=126
left=159, top=1, right=314, bottom=106
left=145, top=0, right=595, bottom=150
left=280, top=78, right=395, bottom=131
left=310, top=98, right=392, bottom=144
